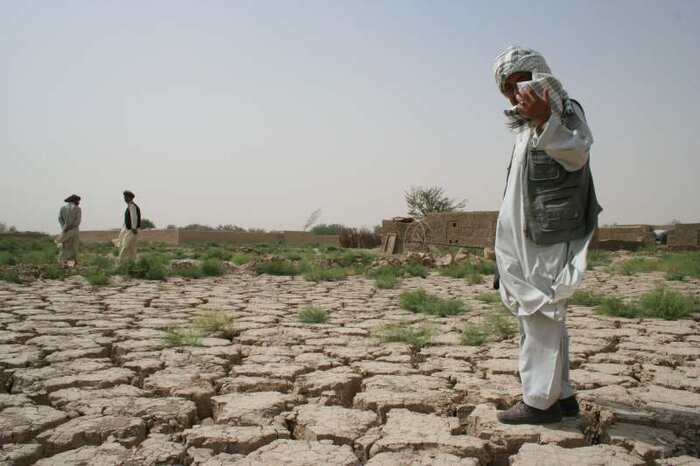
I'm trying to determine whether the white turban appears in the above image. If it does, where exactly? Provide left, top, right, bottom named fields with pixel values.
left=493, top=46, right=572, bottom=132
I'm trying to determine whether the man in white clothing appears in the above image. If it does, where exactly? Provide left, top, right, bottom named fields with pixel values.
left=492, top=46, right=601, bottom=424
left=116, top=190, right=141, bottom=263
left=56, top=194, right=82, bottom=266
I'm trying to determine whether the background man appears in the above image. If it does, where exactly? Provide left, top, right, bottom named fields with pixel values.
left=492, top=46, right=602, bottom=424
left=116, top=190, right=141, bottom=263
left=56, top=194, right=81, bottom=266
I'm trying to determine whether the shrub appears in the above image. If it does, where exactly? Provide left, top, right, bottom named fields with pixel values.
left=614, top=257, right=660, bottom=275
left=440, top=263, right=474, bottom=279
left=595, top=296, right=641, bottom=319
left=587, top=249, right=612, bottom=269
left=173, top=265, right=204, bottom=279
left=466, top=271, right=483, bottom=285
left=404, top=262, right=427, bottom=278
left=0, top=251, right=16, bottom=265
left=474, top=260, right=497, bottom=275
left=398, top=289, right=467, bottom=317
left=475, top=292, right=501, bottom=303
left=162, top=327, right=202, bottom=347
left=192, top=309, right=235, bottom=337
left=375, top=320, right=436, bottom=348
left=201, top=259, right=226, bottom=277
left=231, top=253, right=256, bottom=265
left=202, top=248, right=232, bottom=261
left=255, top=260, right=300, bottom=276
left=569, top=290, right=606, bottom=306
left=42, top=266, right=67, bottom=280
left=303, top=267, right=347, bottom=282
left=0, top=269, right=23, bottom=284
left=461, top=307, right=517, bottom=346
left=297, top=306, right=328, bottom=324
left=637, top=286, right=699, bottom=320
left=83, top=271, right=109, bottom=286
left=375, top=275, right=400, bottom=289
left=117, top=255, right=167, bottom=280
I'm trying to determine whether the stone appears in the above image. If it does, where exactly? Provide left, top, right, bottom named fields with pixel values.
left=124, top=433, right=188, bottom=465
left=365, top=451, right=479, bottom=466
left=36, top=415, right=146, bottom=455
left=354, top=375, right=460, bottom=420
left=33, top=441, right=131, bottom=466
left=143, top=367, right=217, bottom=418
left=183, top=424, right=290, bottom=455
left=218, top=376, right=292, bottom=394
left=466, top=404, right=586, bottom=464
left=0, top=405, right=69, bottom=445
left=296, top=368, right=363, bottom=407
left=292, top=404, right=379, bottom=445
left=605, top=422, right=683, bottom=462
left=508, top=443, right=646, bottom=466
left=0, top=443, right=43, bottom=466
left=211, top=391, right=303, bottom=426
left=230, top=439, right=360, bottom=466
left=369, top=409, right=489, bottom=464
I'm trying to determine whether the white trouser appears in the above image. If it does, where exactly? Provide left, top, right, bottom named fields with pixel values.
left=56, top=228, right=79, bottom=264
left=117, top=228, right=139, bottom=262
left=518, top=310, right=574, bottom=410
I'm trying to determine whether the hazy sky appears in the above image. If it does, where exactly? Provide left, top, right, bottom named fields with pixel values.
left=1, top=0, right=698, bottom=234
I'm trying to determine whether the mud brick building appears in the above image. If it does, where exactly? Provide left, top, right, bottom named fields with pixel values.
left=667, top=223, right=700, bottom=250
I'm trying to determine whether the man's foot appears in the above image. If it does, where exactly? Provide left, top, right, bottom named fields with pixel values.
left=559, top=395, right=579, bottom=417
left=497, top=401, right=562, bottom=425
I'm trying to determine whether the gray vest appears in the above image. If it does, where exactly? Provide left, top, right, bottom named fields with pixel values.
left=522, top=101, right=602, bottom=245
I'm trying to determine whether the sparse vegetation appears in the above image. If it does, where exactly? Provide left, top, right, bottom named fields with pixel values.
left=375, top=275, right=400, bottom=289
left=0, top=269, right=22, bottom=284
left=303, top=267, right=347, bottom=282
left=201, top=259, right=226, bottom=276
left=163, top=326, right=203, bottom=347
left=611, top=251, right=700, bottom=279
left=297, top=306, right=328, bottom=324
left=255, top=260, right=300, bottom=276
left=398, top=289, right=468, bottom=317
left=475, top=291, right=501, bottom=303
left=375, top=320, right=436, bottom=348
left=117, top=255, right=168, bottom=280
left=569, top=289, right=607, bottom=306
left=192, top=309, right=235, bottom=337
left=462, top=306, right=518, bottom=346
left=82, top=270, right=110, bottom=286
left=587, top=249, right=612, bottom=269
left=594, top=286, right=699, bottom=320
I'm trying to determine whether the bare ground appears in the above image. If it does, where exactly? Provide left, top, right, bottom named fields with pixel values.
left=1, top=268, right=698, bottom=466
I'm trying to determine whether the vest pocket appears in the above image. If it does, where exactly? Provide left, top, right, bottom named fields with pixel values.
left=536, top=189, right=583, bottom=232
left=529, top=150, right=560, bottom=181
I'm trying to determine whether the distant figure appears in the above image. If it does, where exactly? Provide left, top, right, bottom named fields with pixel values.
left=56, top=194, right=82, bottom=266
left=492, top=46, right=601, bottom=424
left=116, top=190, right=141, bottom=263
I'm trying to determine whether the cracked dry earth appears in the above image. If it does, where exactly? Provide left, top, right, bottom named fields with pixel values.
left=1, top=268, right=699, bottom=466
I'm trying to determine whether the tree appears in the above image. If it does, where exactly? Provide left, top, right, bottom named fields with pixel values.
left=182, top=224, right=215, bottom=231
left=141, top=218, right=156, bottom=229
left=405, top=186, right=467, bottom=218
left=302, top=208, right=322, bottom=232
left=166, top=224, right=177, bottom=230
left=216, top=224, right=245, bottom=232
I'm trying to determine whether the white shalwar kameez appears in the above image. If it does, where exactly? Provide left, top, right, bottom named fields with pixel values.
left=116, top=203, right=139, bottom=263
left=495, top=104, right=594, bottom=410
left=56, top=203, right=81, bottom=265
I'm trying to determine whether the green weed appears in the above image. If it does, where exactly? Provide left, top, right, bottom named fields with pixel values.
left=192, top=309, right=235, bottom=337
left=303, top=267, right=347, bottom=282
left=375, top=320, right=436, bottom=348
left=201, top=259, right=226, bottom=277
left=569, top=290, right=607, bottom=306
left=398, top=289, right=468, bottom=317
left=255, top=260, right=300, bottom=276
left=297, top=306, right=328, bottom=324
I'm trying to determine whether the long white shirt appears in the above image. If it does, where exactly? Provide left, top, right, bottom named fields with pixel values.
left=58, top=203, right=81, bottom=232
left=496, top=105, right=594, bottom=321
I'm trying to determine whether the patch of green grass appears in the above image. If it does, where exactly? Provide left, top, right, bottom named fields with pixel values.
left=201, top=259, right=226, bottom=277
left=0, top=251, right=16, bottom=265
left=192, top=309, right=235, bottom=337
left=569, top=289, right=607, bottom=306
left=231, top=253, right=256, bottom=265
left=637, top=286, right=699, bottom=320
left=375, top=275, right=400, bottom=289
left=473, top=260, right=497, bottom=275
left=162, top=326, right=203, bottom=347
left=466, top=271, right=483, bottom=285
left=367, top=265, right=402, bottom=279
left=42, top=266, right=67, bottom=280
left=255, top=260, right=300, bottom=276
left=303, top=267, right=347, bottom=282
left=83, top=270, right=110, bottom=286
left=439, top=263, right=475, bottom=279
left=404, top=262, right=427, bottom=278
left=0, top=269, right=23, bottom=284
left=173, top=264, right=205, bottom=279
left=587, top=249, right=612, bottom=269
left=475, top=292, right=501, bottom=303
left=398, top=289, right=468, bottom=317
left=297, top=306, right=328, bottom=324
left=595, top=296, right=642, bottom=319
left=461, top=307, right=517, bottom=346
left=375, top=320, right=436, bottom=348
left=614, top=257, right=660, bottom=276
left=201, top=247, right=233, bottom=261
left=117, top=255, right=167, bottom=280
